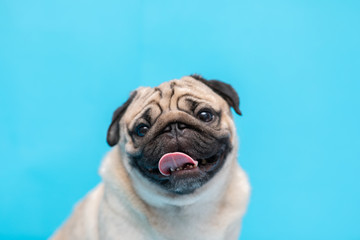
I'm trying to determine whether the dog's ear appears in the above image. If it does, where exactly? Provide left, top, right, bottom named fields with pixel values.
left=190, top=74, right=242, bottom=116
left=107, top=91, right=137, bottom=146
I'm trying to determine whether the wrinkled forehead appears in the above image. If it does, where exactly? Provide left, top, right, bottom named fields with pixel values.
left=122, top=77, right=228, bottom=123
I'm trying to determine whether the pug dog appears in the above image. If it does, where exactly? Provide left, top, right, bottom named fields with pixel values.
left=51, top=75, right=250, bottom=240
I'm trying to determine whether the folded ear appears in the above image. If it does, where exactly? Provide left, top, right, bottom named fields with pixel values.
left=190, top=74, right=242, bottom=116
left=107, top=91, right=137, bottom=146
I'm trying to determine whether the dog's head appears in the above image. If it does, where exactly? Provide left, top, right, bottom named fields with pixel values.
left=106, top=75, right=241, bottom=195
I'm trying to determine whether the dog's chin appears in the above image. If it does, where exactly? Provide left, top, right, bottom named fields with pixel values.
left=132, top=145, right=231, bottom=195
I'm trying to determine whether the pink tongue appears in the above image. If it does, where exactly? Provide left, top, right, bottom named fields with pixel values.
left=158, top=152, right=198, bottom=176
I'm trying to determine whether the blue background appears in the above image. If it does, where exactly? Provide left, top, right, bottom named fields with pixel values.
left=1, top=0, right=359, bottom=239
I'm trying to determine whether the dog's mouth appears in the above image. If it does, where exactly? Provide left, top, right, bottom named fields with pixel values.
left=144, top=149, right=227, bottom=179
left=158, top=151, right=227, bottom=177
left=130, top=136, right=231, bottom=194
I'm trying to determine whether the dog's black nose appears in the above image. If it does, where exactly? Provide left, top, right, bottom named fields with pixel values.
left=163, top=122, right=188, bottom=134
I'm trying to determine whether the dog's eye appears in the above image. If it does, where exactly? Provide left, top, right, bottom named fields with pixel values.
left=198, top=110, right=214, bottom=122
left=135, top=124, right=150, bottom=137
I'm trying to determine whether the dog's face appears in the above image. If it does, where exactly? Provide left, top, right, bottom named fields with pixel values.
left=107, top=75, right=242, bottom=195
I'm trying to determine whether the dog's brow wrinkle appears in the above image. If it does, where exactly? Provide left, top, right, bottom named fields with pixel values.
left=132, top=100, right=160, bottom=123
left=154, top=87, right=163, bottom=98
left=142, top=108, right=152, bottom=124
left=185, top=98, right=199, bottom=113
left=152, top=103, right=163, bottom=125
left=169, top=82, right=177, bottom=110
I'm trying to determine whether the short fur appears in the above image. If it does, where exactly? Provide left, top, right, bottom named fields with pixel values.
left=51, top=76, right=250, bottom=240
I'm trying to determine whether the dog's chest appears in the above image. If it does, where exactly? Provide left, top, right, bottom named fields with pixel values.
left=98, top=203, right=228, bottom=240
left=145, top=204, right=228, bottom=240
